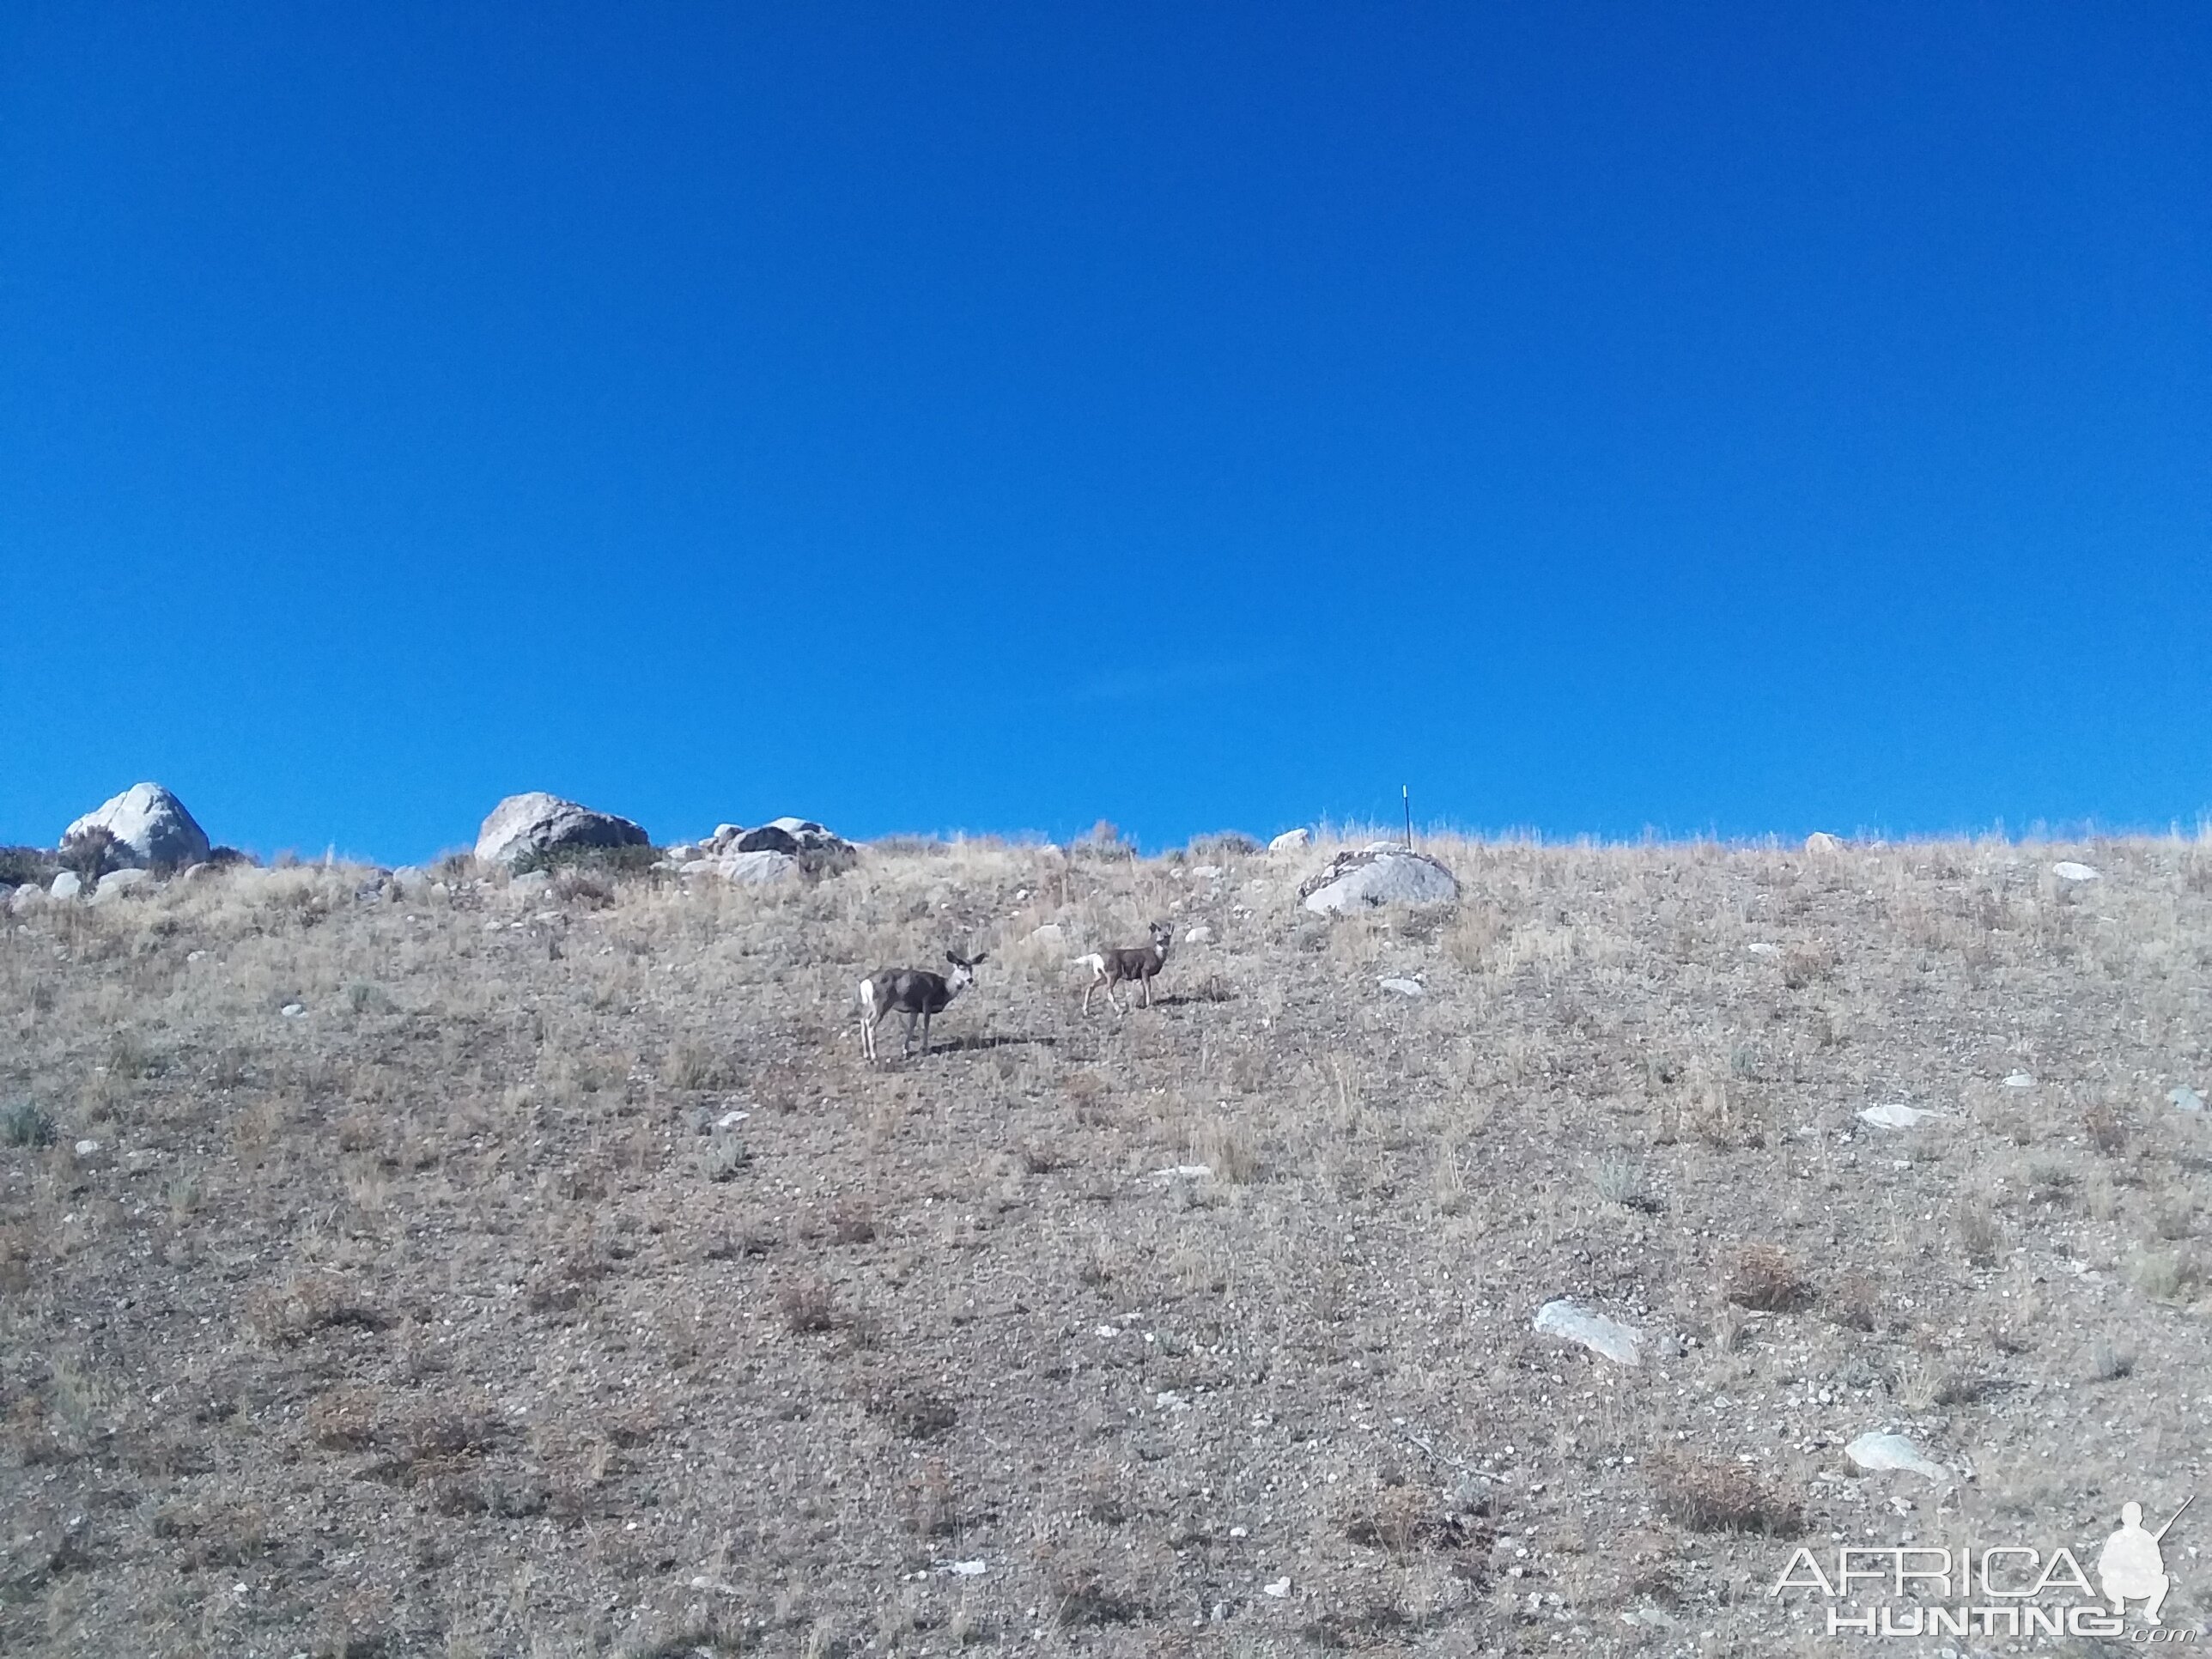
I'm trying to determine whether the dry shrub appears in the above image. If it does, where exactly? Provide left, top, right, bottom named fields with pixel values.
left=1189, top=1118, right=1259, bottom=1182
left=1649, top=1452, right=1802, bottom=1535
left=245, top=1273, right=385, bottom=1344
left=307, top=1386, right=380, bottom=1450
left=1822, top=1270, right=1880, bottom=1332
left=828, top=1199, right=877, bottom=1244
left=1725, top=1244, right=1813, bottom=1313
left=1957, top=1201, right=2004, bottom=1267
left=778, top=1275, right=838, bottom=1333
left=1336, top=1486, right=1483, bottom=1558
left=866, top=1384, right=957, bottom=1440
left=1779, top=943, right=1839, bottom=989
left=663, top=1042, right=736, bottom=1091
left=2082, top=1103, right=2129, bottom=1157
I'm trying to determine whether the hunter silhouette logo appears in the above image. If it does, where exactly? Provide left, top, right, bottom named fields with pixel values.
left=2100, top=1497, right=2191, bottom=1625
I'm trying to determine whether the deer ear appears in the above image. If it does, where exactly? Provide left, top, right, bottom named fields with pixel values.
left=969, top=951, right=988, bottom=965
left=945, top=951, right=962, bottom=965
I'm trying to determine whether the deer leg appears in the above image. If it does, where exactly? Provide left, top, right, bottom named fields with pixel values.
left=921, top=1006, right=933, bottom=1057
left=902, top=1010, right=919, bottom=1057
left=1141, top=971, right=1153, bottom=1008
left=1082, top=975, right=1097, bottom=1016
left=1107, top=977, right=1127, bottom=1016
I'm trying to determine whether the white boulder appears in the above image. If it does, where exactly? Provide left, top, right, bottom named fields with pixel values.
left=1533, top=1299, right=1643, bottom=1366
left=1299, top=848, right=1458, bottom=915
left=1845, top=1432, right=1948, bottom=1483
left=7, top=884, right=44, bottom=915
left=50, top=871, right=82, bottom=901
left=1268, top=828, right=1311, bottom=852
left=720, top=850, right=799, bottom=885
left=474, top=793, right=650, bottom=867
left=90, top=867, right=155, bottom=904
left=1804, top=832, right=1844, bottom=855
left=2052, top=860, right=2100, bottom=883
left=1857, top=1103, right=1937, bottom=1130
left=64, top=783, right=210, bottom=869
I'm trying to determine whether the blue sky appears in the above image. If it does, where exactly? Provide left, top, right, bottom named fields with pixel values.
left=4, top=4, right=2207, bottom=860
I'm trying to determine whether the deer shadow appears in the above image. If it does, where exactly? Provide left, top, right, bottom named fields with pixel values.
left=932, top=1031, right=1062, bottom=1054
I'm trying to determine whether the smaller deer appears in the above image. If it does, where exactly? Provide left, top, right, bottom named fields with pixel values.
left=859, top=951, right=987, bottom=1061
left=1076, top=922, right=1173, bottom=1015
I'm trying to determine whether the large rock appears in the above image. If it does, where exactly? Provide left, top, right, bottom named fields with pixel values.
left=1299, top=848, right=1458, bottom=915
left=1268, top=828, right=1311, bottom=852
left=89, top=867, right=155, bottom=905
left=64, top=783, right=210, bottom=870
left=50, top=871, right=82, bottom=901
left=474, top=793, right=650, bottom=867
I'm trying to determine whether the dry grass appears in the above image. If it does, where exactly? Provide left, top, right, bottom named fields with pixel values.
left=3, top=831, right=2211, bottom=1652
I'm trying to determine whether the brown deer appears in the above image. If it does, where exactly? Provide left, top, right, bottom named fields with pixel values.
left=858, top=951, right=986, bottom=1061
left=1076, top=922, right=1173, bottom=1015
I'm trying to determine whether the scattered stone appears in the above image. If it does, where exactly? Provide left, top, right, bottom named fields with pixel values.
left=90, top=867, right=155, bottom=904
left=2052, top=860, right=2100, bottom=883
left=947, top=1559, right=986, bottom=1577
left=1845, top=1431, right=1948, bottom=1483
left=2172, top=1085, right=2204, bottom=1115
left=1182, top=924, right=1213, bottom=944
left=1154, top=1164, right=1214, bottom=1181
left=49, top=871, right=82, bottom=901
left=474, top=792, right=649, bottom=867
left=1533, top=1299, right=1643, bottom=1366
left=1747, top=942, right=1781, bottom=956
left=716, top=1109, right=750, bottom=1129
left=2002, top=1073, right=2035, bottom=1089
left=1028, top=922, right=1066, bottom=947
left=279, top=1003, right=306, bottom=1019
left=1300, top=848, right=1458, bottom=915
left=1188, top=864, right=1222, bottom=880
left=1268, top=828, right=1311, bottom=852
left=1262, top=1577, right=1291, bottom=1598
left=1857, top=1103, right=1936, bottom=1130
left=1804, top=832, right=1844, bottom=854
left=64, top=782, right=211, bottom=869
left=1378, top=977, right=1425, bottom=997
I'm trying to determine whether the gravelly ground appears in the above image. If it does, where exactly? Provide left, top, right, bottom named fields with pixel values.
left=3, top=832, right=2209, bottom=1657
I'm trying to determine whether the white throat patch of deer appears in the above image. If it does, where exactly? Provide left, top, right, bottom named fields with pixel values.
left=858, top=951, right=986, bottom=1061
left=1076, top=922, right=1174, bottom=1015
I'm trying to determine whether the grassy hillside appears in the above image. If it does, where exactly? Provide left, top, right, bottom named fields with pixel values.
left=3, top=833, right=2210, bottom=1656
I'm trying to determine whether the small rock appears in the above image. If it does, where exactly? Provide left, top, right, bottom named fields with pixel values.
left=1378, top=977, right=1425, bottom=997
left=1747, top=941, right=1781, bottom=956
left=8, top=884, right=45, bottom=915
left=1028, top=922, right=1065, bottom=946
left=1189, top=864, right=1222, bottom=880
left=1267, top=828, right=1311, bottom=852
left=50, top=871, right=82, bottom=901
left=948, top=1559, right=986, bottom=1577
left=90, top=866, right=155, bottom=904
left=2002, top=1073, right=2035, bottom=1089
left=1182, top=924, right=1213, bottom=944
left=74, top=1139, right=100, bottom=1158
left=1533, top=1299, right=1642, bottom=1366
left=508, top=871, right=550, bottom=896
left=716, top=1109, right=750, bottom=1128
left=1858, top=1103, right=1936, bottom=1130
left=2172, top=1085, right=2204, bottom=1115
left=1804, top=832, right=1844, bottom=854
left=1155, top=1164, right=1214, bottom=1181
left=279, top=1003, right=306, bottom=1018
left=1153, top=1391, right=1186, bottom=1410
left=2052, top=860, right=2100, bottom=883
left=1262, top=1577, right=1291, bottom=1598
left=1845, top=1431, right=1948, bottom=1483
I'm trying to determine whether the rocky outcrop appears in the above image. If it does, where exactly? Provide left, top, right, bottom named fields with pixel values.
left=690, top=817, right=856, bottom=878
left=64, top=783, right=210, bottom=870
left=474, top=793, right=650, bottom=867
left=1299, top=847, right=1459, bottom=915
